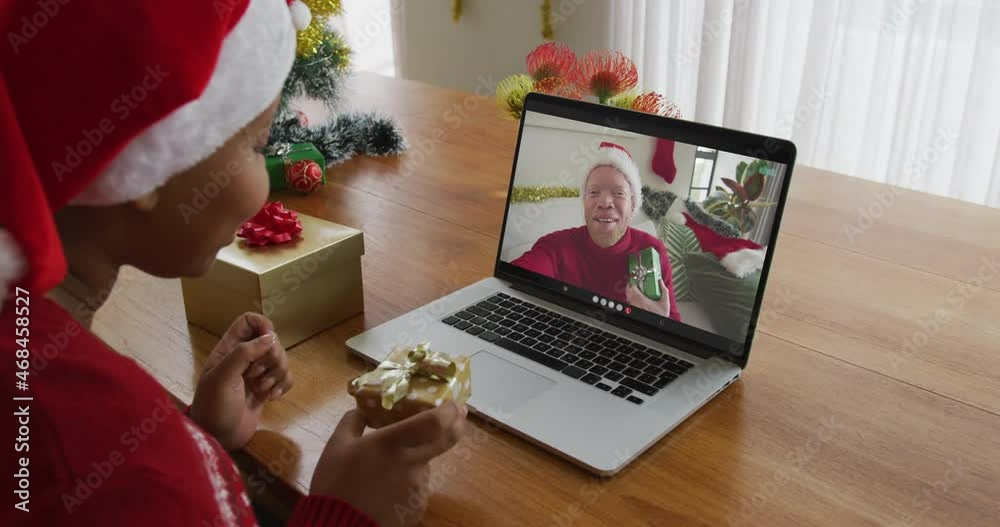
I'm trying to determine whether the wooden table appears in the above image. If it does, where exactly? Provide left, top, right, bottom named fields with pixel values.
left=93, top=72, right=1000, bottom=526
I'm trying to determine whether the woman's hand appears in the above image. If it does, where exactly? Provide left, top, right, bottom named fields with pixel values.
left=310, top=402, right=469, bottom=527
left=626, top=279, right=672, bottom=318
left=189, top=312, right=293, bottom=450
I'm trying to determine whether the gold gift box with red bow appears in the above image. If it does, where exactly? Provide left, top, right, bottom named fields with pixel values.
left=181, top=206, right=364, bottom=347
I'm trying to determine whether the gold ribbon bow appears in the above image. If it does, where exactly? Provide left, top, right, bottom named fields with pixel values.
left=350, top=343, right=457, bottom=410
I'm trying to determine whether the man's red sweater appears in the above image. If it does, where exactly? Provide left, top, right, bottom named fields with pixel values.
left=511, top=226, right=681, bottom=321
left=1, top=297, right=376, bottom=526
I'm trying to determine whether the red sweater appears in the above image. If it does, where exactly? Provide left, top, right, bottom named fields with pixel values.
left=1, top=297, right=376, bottom=527
left=512, top=226, right=681, bottom=321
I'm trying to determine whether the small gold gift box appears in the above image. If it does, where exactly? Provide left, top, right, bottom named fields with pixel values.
left=349, top=343, right=472, bottom=428
left=181, top=214, right=364, bottom=347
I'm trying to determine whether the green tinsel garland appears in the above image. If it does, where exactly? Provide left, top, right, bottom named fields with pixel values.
left=277, top=28, right=352, bottom=121
left=684, top=198, right=741, bottom=238
left=641, top=187, right=742, bottom=238
left=273, top=0, right=406, bottom=169
left=269, top=113, right=408, bottom=168
left=640, top=186, right=677, bottom=220
left=511, top=186, right=580, bottom=203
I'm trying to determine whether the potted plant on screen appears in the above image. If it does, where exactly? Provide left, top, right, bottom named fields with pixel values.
left=703, top=159, right=776, bottom=236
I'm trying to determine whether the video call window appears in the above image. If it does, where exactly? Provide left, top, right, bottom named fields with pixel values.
left=501, top=111, right=788, bottom=343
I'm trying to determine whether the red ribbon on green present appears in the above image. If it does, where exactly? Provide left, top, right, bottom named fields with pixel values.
left=264, top=143, right=326, bottom=194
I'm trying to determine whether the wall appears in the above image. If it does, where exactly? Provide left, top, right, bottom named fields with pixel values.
left=339, top=0, right=395, bottom=76
left=513, top=112, right=697, bottom=196
left=670, top=139, right=696, bottom=197
left=394, top=0, right=612, bottom=93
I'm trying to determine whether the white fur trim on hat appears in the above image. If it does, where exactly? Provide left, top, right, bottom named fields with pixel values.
left=0, top=229, right=27, bottom=311
left=720, top=247, right=766, bottom=278
left=664, top=198, right=688, bottom=225
left=580, top=143, right=643, bottom=213
left=289, top=0, right=312, bottom=30
left=73, top=0, right=297, bottom=206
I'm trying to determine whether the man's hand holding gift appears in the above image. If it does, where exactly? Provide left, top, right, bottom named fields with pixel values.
left=626, top=279, right=672, bottom=318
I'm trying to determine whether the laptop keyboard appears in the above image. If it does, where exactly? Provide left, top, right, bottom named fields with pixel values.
left=441, top=292, right=695, bottom=405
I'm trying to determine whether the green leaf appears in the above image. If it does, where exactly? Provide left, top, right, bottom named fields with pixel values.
left=749, top=201, right=777, bottom=208
left=722, top=178, right=748, bottom=201
left=714, top=185, right=726, bottom=193
left=735, top=162, right=748, bottom=185
left=704, top=201, right=725, bottom=214
left=744, top=172, right=766, bottom=201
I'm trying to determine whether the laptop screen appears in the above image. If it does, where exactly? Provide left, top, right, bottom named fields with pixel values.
left=496, top=96, right=793, bottom=362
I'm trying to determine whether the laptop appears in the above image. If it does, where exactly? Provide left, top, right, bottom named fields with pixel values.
left=347, top=92, right=796, bottom=475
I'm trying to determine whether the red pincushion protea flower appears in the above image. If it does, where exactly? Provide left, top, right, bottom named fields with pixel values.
left=533, top=76, right=582, bottom=100
left=526, top=41, right=576, bottom=81
left=571, top=50, right=638, bottom=104
left=631, top=92, right=683, bottom=118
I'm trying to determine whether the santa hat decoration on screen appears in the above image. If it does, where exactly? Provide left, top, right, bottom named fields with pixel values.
left=674, top=213, right=766, bottom=277
left=581, top=142, right=643, bottom=213
left=0, top=0, right=299, bottom=309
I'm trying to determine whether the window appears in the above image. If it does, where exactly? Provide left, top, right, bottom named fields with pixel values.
left=688, top=147, right=718, bottom=202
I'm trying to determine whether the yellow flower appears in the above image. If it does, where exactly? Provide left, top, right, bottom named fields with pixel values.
left=496, top=74, right=534, bottom=120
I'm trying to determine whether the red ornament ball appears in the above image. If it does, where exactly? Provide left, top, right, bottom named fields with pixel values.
left=286, top=159, right=323, bottom=194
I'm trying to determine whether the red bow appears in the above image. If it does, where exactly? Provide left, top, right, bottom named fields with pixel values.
left=237, top=201, right=303, bottom=246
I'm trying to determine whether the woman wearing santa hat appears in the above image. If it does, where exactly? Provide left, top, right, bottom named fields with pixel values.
left=512, top=142, right=681, bottom=321
left=0, top=1, right=465, bottom=525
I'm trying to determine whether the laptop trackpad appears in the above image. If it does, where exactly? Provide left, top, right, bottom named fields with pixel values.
left=469, top=351, right=555, bottom=414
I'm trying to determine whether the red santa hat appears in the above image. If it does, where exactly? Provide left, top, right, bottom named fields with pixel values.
left=582, top=141, right=643, bottom=213
left=677, top=212, right=766, bottom=277
left=0, top=0, right=299, bottom=309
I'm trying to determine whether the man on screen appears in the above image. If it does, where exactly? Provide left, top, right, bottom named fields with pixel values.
left=512, top=142, right=681, bottom=321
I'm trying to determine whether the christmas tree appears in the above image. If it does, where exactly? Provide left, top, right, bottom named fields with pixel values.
left=268, top=0, right=407, bottom=166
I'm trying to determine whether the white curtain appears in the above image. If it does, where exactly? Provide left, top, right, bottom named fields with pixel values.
left=608, top=0, right=1000, bottom=207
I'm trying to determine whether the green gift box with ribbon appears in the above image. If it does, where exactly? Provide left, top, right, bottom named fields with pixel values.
left=628, top=246, right=663, bottom=301
left=265, top=142, right=326, bottom=193
left=348, top=343, right=472, bottom=429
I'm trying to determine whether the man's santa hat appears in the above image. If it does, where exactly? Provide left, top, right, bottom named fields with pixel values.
left=674, top=212, right=766, bottom=277
left=0, top=0, right=300, bottom=309
left=582, top=141, right=643, bottom=213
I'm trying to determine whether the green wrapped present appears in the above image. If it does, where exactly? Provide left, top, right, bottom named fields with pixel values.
left=628, top=247, right=663, bottom=300
left=265, top=143, right=326, bottom=194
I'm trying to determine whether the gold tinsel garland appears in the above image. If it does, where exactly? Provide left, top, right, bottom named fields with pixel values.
left=297, top=22, right=326, bottom=57
left=511, top=186, right=580, bottom=203
left=305, top=0, right=342, bottom=18
left=449, top=0, right=553, bottom=39
left=297, top=0, right=344, bottom=57
left=541, top=0, right=553, bottom=40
